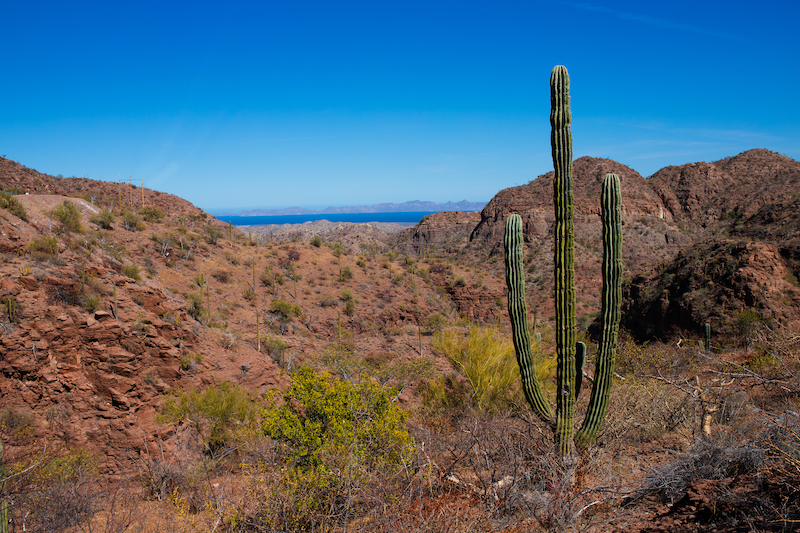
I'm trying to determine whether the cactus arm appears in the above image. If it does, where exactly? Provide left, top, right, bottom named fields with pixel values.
left=504, top=214, right=554, bottom=424
left=551, top=65, right=577, bottom=455
left=576, top=173, right=622, bottom=447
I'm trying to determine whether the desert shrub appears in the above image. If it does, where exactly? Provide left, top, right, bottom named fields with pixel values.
left=89, top=208, right=115, bottom=229
left=310, top=235, right=323, bottom=247
left=287, top=249, right=301, bottom=261
left=424, top=312, right=447, bottom=332
left=204, top=224, right=222, bottom=244
left=433, top=325, right=556, bottom=412
left=80, top=293, right=101, bottom=312
left=318, top=293, right=337, bottom=307
left=0, top=407, right=35, bottom=441
left=159, top=382, right=259, bottom=456
left=6, top=446, right=100, bottom=533
left=49, top=200, right=83, bottom=233
left=242, top=284, right=255, bottom=301
left=48, top=282, right=80, bottom=306
left=186, top=292, right=205, bottom=320
left=641, top=440, right=763, bottom=501
left=212, top=269, right=231, bottom=283
left=339, top=265, right=353, bottom=282
left=121, top=263, right=141, bottom=280
left=121, top=210, right=145, bottom=231
left=269, top=300, right=302, bottom=318
left=0, top=191, right=28, bottom=221
left=344, top=299, right=355, bottom=316
left=257, top=367, right=414, bottom=530
left=139, top=206, right=165, bottom=222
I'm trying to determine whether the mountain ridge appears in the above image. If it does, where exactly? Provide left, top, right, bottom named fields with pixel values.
left=217, top=199, right=486, bottom=217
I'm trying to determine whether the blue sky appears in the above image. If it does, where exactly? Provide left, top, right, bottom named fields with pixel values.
left=2, top=1, right=798, bottom=212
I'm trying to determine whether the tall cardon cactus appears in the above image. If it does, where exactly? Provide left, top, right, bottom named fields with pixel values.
left=504, top=65, right=622, bottom=455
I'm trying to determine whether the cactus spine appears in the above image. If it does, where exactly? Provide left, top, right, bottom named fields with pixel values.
left=504, top=66, right=623, bottom=455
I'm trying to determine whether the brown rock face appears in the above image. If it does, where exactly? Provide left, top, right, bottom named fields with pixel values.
left=394, top=211, right=482, bottom=254
left=470, top=157, right=669, bottom=255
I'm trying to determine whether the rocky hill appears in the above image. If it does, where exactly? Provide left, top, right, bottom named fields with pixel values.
left=0, top=157, right=505, bottom=478
left=392, top=149, right=800, bottom=340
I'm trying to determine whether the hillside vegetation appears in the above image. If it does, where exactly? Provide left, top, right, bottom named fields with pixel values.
left=1, top=152, right=799, bottom=532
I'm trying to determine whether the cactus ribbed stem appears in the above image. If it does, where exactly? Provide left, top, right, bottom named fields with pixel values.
left=576, top=173, right=622, bottom=447
left=504, top=214, right=554, bottom=424
left=551, top=65, right=576, bottom=455
left=505, top=66, right=622, bottom=454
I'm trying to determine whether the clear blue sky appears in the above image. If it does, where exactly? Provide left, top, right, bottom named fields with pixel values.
left=2, top=1, right=798, bottom=212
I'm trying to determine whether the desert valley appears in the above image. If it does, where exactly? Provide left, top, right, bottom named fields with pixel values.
left=1, top=148, right=799, bottom=532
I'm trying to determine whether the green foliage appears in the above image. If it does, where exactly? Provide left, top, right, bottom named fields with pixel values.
left=434, top=325, right=546, bottom=412
left=80, top=294, right=101, bottom=313
left=734, top=308, right=765, bottom=351
left=269, top=300, right=302, bottom=319
left=3, top=297, right=20, bottom=323
left=89, top=208, right=115, bottom=229
left=186, top=292, right=205, bottom=320
left=339, top=265, right=353, bottom=282
left=139, top=206, right=165, bottom=222
left=262, top=334, right=289, bottom=364
left=262, top=367, right=414, bottom=470
left=121, top=210, right=145, bottom=231
left=309, top=235, right=323, bottom=247
left=204, top=224, right=222, bottom=244
left=0, top=191, right=27, bottom=221
left=159, top=382, right=259, bottom=455
left=424, top=312, right=447, bottom=332
left=49, top=201, right=83, bottom=233
left=344, top=299, right=356, bottom=316
left=121, top=263, right=141, bottom=280
left=0, top=407, right=35, bottom=441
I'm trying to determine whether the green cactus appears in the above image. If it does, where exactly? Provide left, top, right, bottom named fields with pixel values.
left=575, top=172, right=622, bottom=447
left=705, top=323, right=711, bottom=353
left=504, top=66, right=623, bottom=455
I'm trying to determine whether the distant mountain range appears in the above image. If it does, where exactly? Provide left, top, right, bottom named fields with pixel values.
left=217, top=200, right=486, bottom=217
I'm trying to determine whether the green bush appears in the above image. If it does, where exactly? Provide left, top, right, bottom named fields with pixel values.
left=0, top=191, right=27, bottom=221
left=122, top=210, right=145, bottom=231
left=159, top=382, right=259, bottom=455
left=269, top=300, right=302, bottom=318
left=424, top=312, right=447, bottom=332
left=139, top=206, right=165, bottom=222
left=262, top=366, right=414, bottom=470
left=89, top=208, right=115, bottom=229
left=433, top=325, right=555, bottom=412
left=27, top=235, right=58, bottom=256
left=121, top=263, right=141, bottom=281
left=310, top=236, right=323, bottom=247
left=49, top=201, right=83, bottom=233
left=344, top=299, right=356, bottom=316
left=339, top=265, right=353, bottom=282
left=186, top=292, right=205, bottom=320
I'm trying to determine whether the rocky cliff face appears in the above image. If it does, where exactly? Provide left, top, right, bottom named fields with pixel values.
left=458, top=149, right=800, bottom=340
left=393, top=211, right=481, bottom=254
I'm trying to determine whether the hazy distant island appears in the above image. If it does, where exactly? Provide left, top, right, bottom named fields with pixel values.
left=213, top=199, right=486, bottom=217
